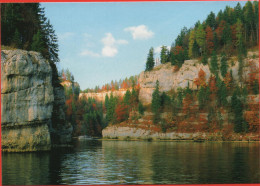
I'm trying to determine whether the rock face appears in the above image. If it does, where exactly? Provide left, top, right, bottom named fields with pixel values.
left=139, top=61, right=210, bottom=105
left=102, top=125, right=259, bottom=141
left=1, top=50, right=72, bottom=152
left=138, top=53, right=259, bottom=105
left=79, top=89, right=128, bottom=102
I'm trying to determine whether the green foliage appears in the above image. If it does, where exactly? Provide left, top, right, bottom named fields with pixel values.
left=220, top=52, right=228, bottom=77
left=195, top=24, right=206, bottom=54
left=151, top=80, right=161, bottom=123
left=138, top=102, right=145, bottom=115
left=217, top=80, right=228, bottom=107
left=1, top=3, right=59, bottom=63
left=231, top=87, right=248, bottom=133
left=145, top=47, right=155, bottom=71
left=123, top=90, right=131, bottom=105
left=206, top=11, right=217, bottom=30
left=176, top=89, right=183, bottom=109
left=106, top=93, right=118, bottom=124
left=201, top=53, right=208, bottom=65
left=210, top=50, right=218, bottom=75
left=198, top=86, right=210, bottom=110
left=160, top=45, right=169, bottom=64
left=12, top=29, right=22, bottom=48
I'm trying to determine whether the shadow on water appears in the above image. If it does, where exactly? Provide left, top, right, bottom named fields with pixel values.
left=2, top=140, right=260, bottom=185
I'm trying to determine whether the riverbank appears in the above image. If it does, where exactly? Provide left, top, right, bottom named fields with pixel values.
left=102, top=125, right=260, bottom=142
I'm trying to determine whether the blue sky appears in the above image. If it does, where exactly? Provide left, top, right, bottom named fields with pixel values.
left=42, top=1, right=246, bottom=90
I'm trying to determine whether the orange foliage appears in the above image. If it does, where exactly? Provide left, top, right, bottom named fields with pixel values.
left=194, top=68, right=206, bottom=87
left=244, top=96, right=259, bottom=132
left=247, top=60, right=259, bottom=93
left=224, top=72, right=232, bottom=90
left=65, top=95, right=73, bottom=116
left=182, top=93, right=193, bottom=115
left=216, top=20, right=226, bottom=40
left=115, top=103, right=129, bottom=122
left=208, top=76, right=218, bottom=100
left=206, top=26, right=214, bottom=54
left=173, top=45, right=184, bottom=55
left=121, top=80, right=128, bottom=89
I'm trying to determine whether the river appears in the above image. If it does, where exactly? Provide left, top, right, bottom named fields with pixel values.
left=2, top=140, right=260, bottom=185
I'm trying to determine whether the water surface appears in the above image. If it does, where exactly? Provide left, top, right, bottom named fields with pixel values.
left=2, top=140, right=260, bottom=185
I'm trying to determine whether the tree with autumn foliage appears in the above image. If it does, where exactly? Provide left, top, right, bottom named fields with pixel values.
left=205, top=26, right=214, bottom=55
left=247, top=60, right=259, bottom=94
left=194, top=68, right=206, bottom=89
left=115, top=102, right=129, bottom=123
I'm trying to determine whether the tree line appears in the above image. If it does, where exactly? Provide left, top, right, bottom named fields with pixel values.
left=1, top=3, right=59, bottom=64
left=145, top=1, right=258, bottom=71
left=81, top=75, right=139, bottom=93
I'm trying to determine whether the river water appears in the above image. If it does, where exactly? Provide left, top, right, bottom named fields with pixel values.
left=2, top=140, right=260, bottom=185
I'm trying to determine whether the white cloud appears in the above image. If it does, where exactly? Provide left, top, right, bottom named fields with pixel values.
left=58, top=32, right=75, bottom=40
left=80, top=33, right=128, bottom=58
left=102, top=46, right=118, bottom=57
left=80, top=49, right=100, bottom=57
left=101, top=33, right=128, bottom=57
left=124, top=25, right=154, bottom=40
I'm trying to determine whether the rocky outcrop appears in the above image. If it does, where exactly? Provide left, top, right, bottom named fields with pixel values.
left=1, top=50, right=72, bottom=152
left=139, top=52, right=259, bottom=105
left=79, top=89, right=128, bottom=102
left=102, top=125, right=259, bottom=141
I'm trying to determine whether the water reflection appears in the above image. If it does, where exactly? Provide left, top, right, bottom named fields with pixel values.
left=2, top=141, right=260, bottom=185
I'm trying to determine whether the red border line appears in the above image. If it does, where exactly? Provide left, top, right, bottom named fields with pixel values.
left=0, top=0, right=251, bottom=3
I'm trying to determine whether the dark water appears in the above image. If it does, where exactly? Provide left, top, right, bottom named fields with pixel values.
left=2, top=140, right=260, bottom=185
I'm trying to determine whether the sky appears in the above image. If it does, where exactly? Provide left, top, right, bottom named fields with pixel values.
left=42, top=1, right=246, bottom=90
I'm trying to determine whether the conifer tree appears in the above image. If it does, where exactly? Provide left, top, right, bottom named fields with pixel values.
left=31, top=30, right=45, bottom=53
left=145, top=47, right=155, bottom=71
left=12, top=29, right=22, bottom=48
left=210, top=50, right=218, bottom=75
left=151, top=80, right=161, bottom=123
left=220, top=52, right=228, bottom=77
left=160, top=46, right=168, bottom=64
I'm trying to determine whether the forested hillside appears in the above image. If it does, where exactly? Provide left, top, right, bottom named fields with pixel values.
left=146, top=1, right=258, bottom=71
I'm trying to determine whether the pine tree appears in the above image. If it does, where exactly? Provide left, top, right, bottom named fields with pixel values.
left=231, top=87, right=247, bottom=133
left=151, top=80, right=161, bottom=123
left=31, top=30, right=45, bottom=53
left=206, top=11, right=217, bottom=30
left=201, top=53, right=208, bottom=65
left=160, top=46, right=168, bottom=64
left=123, top=90, right=131, bottom=106
left=11, top=29, right=22, bottom=48
left=188, top=30, right=196, bottom=58
left=195, top=24, right=206, bottom=55
left=145, top=47, right=155, bottom=71
left=210, top=50, right=218, bottom=75
left=138, top=102, right=144, bottom=115
left=220, top=52, right=228, bottom=77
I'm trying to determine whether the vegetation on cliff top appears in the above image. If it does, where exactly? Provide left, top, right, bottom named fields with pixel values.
left=145, top=1, right=258, bottom=71
left=1, top=3, right=59, bottom=64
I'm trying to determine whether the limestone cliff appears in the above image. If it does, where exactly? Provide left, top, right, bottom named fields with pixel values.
left=79, top=89, right=128, bottom=102
left=1, top=50, right=72, bottom=152
left=139, top=52, right=259, bottom=105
